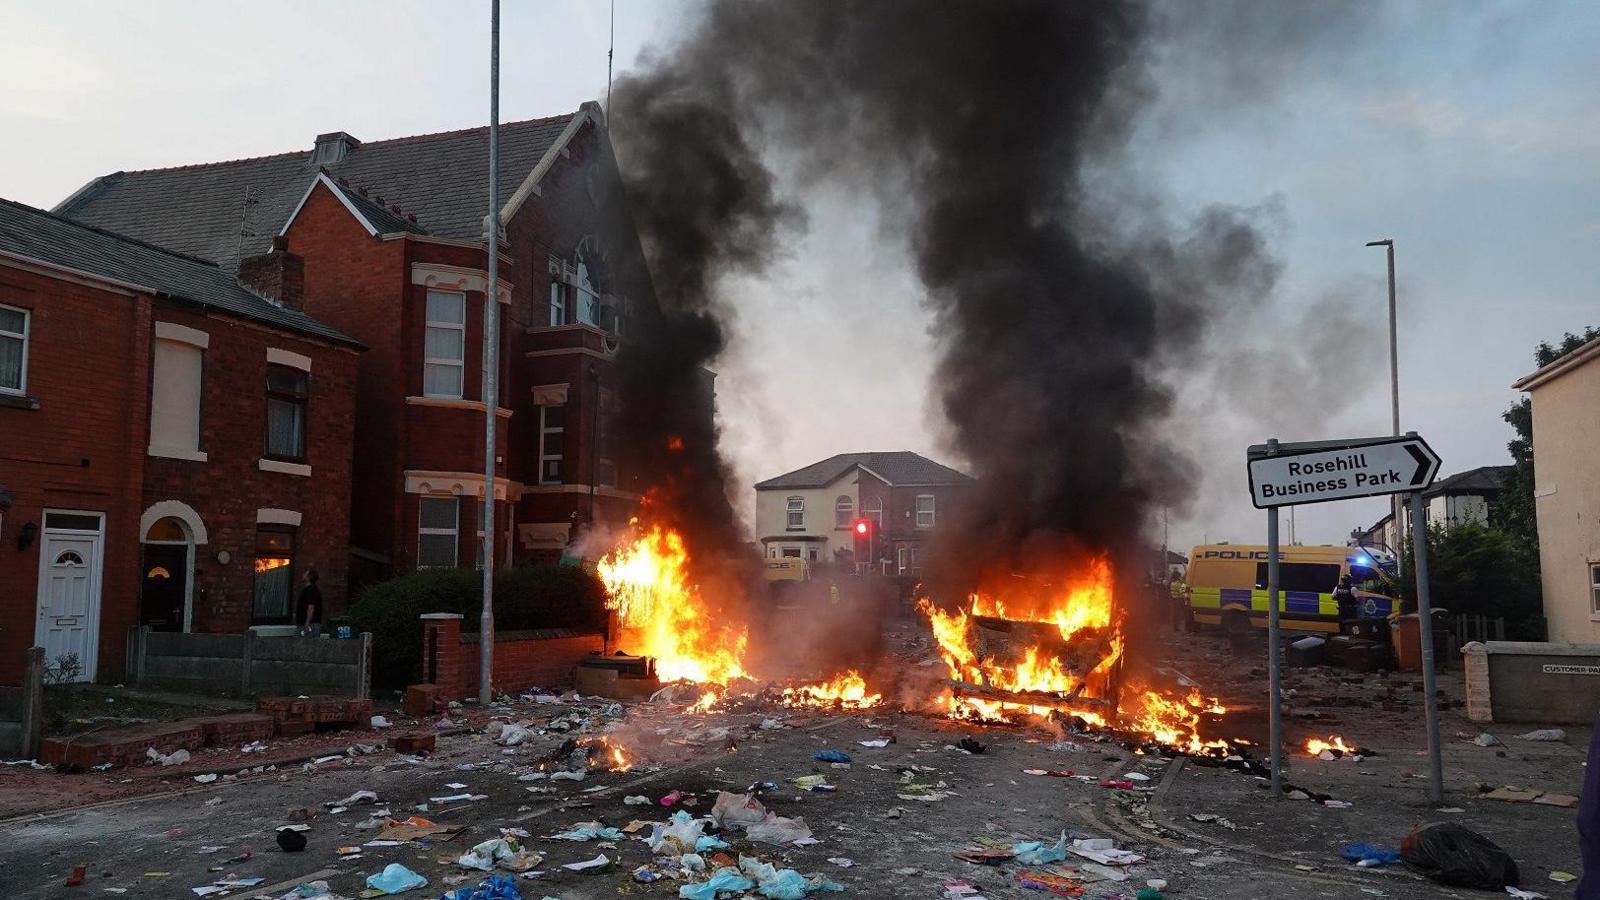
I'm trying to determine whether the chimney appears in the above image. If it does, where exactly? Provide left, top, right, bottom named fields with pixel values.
left=311, top=131, right=361, bottom=164
left=238, top=236, right=306, bottom=311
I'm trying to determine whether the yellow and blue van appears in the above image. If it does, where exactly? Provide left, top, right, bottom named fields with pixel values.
left=1186, top=544, right=1397, bottom=634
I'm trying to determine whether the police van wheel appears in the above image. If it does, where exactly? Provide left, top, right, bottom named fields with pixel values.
left=1222, top=610, right=1252, bottom=650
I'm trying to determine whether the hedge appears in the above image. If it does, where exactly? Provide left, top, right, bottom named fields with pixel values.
left=350, top=565, right=608, bottom=689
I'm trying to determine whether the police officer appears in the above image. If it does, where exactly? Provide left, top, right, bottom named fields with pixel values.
left=1332, top=574, right=1357, bottom=623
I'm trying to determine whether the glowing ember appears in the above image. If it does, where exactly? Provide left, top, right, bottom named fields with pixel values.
left=689, top=690, right=720, bottom=713
left=1306, top=735, right=1356, bottom=756
left=782, top=671, right=882, bottom=710
left=1121, top=689, right=1232, bottom=756
left=597, top=524, right=748, bottom=685
left=610, top=745, right=631, bottom=772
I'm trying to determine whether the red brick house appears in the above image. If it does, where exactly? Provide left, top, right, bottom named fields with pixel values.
left=58, top=103, right=652, bottom=589
left=754, top=452, right=973, bottom=576
left=0, top=198, right=360, bottom=684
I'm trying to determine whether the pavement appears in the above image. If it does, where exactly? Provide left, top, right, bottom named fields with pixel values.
left=0, top=627, right=1587, bottom=900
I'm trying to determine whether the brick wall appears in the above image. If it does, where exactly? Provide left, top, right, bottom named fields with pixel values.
left=141, top=302, right=359, bottom=631
left=417, top=612, right=602, bottom=699
left=0, top=265, right=148, bottom=684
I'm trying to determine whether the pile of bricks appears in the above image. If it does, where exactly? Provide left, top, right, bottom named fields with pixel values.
left=256, top=696, right=374, bottom=736
left=40, top=696, right=373, bottom=769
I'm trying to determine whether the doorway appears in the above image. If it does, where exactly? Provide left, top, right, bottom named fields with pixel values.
left=34, top=510, right=105, bottom=683
left=140, top=544, right=188, bottom=632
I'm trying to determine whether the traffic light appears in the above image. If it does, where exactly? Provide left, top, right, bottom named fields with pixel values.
left=852, top=518, right=873, bottom=570
left=854, top=519, right=869, bottom=536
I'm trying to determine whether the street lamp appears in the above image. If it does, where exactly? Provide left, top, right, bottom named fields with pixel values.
left=1366, top=239, right=1401, bottom=570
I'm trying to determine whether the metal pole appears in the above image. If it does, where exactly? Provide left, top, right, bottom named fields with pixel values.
left=1266, top=438, right=1284, bottom=798
left=478, top=0, right=500, bottom=705
left=1370, top=239, right=1403, bottom=575
left=1409, top=478, right=1446, bottom=806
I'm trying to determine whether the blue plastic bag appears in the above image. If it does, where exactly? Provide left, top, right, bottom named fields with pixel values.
left=443, top=874, right=522, bottom=900
left=1340, top=842, right=1401, bottom=865
left=1013, top=832, right=1068, bottom=866
left=679, top=869, right=756, bottom=900
left=813, top=750, right=851, bottom=763
left=366, top=863, right=428, bottom=895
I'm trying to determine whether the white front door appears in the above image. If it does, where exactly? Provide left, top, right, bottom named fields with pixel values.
left=35, top=511, right=105, bottom=682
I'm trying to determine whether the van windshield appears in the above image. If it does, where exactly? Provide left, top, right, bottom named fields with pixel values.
left=1349, top=564, right=1388, bottom=594
left=1253, top=562, right=1340, bottom=593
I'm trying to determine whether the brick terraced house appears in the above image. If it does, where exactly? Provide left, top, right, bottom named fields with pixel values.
left=57, top=103, right=655, bottom=592
left=0, top=198, right=360, bottom=684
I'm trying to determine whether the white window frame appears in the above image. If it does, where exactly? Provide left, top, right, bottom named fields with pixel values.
left=574, top=259, right=601, bottom=326
left=915, top=494, right=936, bottom=528
left=539, top=404, right=565, bottom=485
left=864, top=496, right=883, bottom=528
left=0, top=303, right=29, bottom=395
left=423, top=289, right=466, bottom=400
left=417, top=496, right=460, bottom=568
left=834, top=495, right=854, bottom=529
left=897, top=546, right=909, bottom=575
left=549, top=281, right=567, bottom=326
left=786, top=496, right=804, bottom=531
left=1590, top=562, right=1600, bottom=616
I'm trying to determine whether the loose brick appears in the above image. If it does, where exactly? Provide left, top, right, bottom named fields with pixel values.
left=391, top=733, right=436, bottom=754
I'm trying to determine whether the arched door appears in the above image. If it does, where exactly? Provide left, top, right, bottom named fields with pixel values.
left=141, top=516, right=193, bottom=632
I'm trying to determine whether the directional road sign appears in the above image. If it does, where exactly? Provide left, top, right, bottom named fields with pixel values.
left=1246, top=434, right=1441, bottom=509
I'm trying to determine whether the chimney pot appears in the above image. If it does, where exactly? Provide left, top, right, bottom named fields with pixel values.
left=391, top=204, right=402, bottom=214
left=407, top=214, right=418, bottom=223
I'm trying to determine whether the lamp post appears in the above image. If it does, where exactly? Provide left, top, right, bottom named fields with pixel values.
left=479, top=0, right=501, bottom=704
left=1366, top=239, right=1401, bottom=569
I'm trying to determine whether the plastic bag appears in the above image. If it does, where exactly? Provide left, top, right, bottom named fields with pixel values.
left=711, top=791, right=770, bottom=830
left=1340, top=843, right=1400, bottom=865
left=1400, top=823, right=1520, bottom=889
left=678, top=868, right=755, bottom=900
left=1013, top=832, right=1068, bottom=865
left=365, top=863, right=428, bottom=895
left=746, top=812, right=814, bottom=845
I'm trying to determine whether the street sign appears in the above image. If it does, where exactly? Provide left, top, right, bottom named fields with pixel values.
left=1246, top=434, right=1440, bottom=509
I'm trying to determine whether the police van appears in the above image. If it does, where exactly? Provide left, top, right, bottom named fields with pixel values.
left=1186, top=544, right=1397, bottom=634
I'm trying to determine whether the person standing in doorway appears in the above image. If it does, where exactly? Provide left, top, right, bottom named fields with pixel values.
left=296, top=568, right=323, bottom=637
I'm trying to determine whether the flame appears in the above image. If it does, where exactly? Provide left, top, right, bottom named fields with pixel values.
left=689, top=690, right=720, bottom=713
left=782, top=671, right=882, bottom=710
left=597, top=524, right=748, bottom=685
left=1121, top=689, right=1232, bottom=756
left=610, top=745, right=631, bottom=772
left=1306, top=735, right=1356, bottom=756
left=254, top=557, right=290, bottom=574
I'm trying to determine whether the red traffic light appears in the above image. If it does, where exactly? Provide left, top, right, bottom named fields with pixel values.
left=854, top=519, right=870, bottom=535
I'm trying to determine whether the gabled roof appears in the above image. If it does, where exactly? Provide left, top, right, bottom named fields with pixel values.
left=56, top=112, right=583, bottom=270
left=279, top=172, right=431, bottom=239
left=755, top=452, right=973, bottom=490
left=1513, top=333, right=1600, bottom=391
left=1423, top=465, right=1513, bottom=498
left=0, top=197, right=359, bottom=347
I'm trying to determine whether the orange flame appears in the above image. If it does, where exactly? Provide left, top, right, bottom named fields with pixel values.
left=689, top=690, right=720, bottom=713
left=1306, top=735, right=1356, bottom=756
left=782, top=671, right=882, bottom=710
left=597, top=524, right=748, bottom=685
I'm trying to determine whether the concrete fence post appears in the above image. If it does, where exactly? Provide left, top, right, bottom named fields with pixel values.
left=20, top=647, right=44, bottom=761
left=357, top=632, right=373, bottom=700
left=240, top=628, right=257, bottom=697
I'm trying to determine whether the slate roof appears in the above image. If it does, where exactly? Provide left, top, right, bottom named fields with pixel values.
left=755, top=452, right=973, bottom=490
left=56, top=113, right=579, bottom=270
left=0, top=198, right=359, bottom=347
left=1423, top=465, right=1513, bottom=498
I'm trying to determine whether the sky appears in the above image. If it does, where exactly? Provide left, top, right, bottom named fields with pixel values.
left=3, top=1, right=1596, bottom=553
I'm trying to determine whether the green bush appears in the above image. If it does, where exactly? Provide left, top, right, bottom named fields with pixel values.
left=349, top=565, right=608, bottom=689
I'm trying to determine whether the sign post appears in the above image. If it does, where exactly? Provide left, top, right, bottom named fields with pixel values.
left=1246, top=433, right=1442, bottom=800
left=1264, top=442, right=1283, bottom=798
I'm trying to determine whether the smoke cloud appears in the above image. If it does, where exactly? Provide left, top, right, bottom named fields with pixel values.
left=607, top=1, right=1377, bottom=598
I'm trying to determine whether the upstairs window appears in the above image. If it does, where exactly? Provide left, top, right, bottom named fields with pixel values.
left=424, top=290, right=466, bottom=398
left=418, top=496, right=460, bottom=568
left=864, top=496, right=883, bottom=528
left=150, top=336, right=205, bottom=459
left=1590, top=563, right=1600, bottom=616
left=549, top=281, right=567, bottom=326
left=835, top=495, right=854, bottom=529
left=0, top=304, right=28, bottom=394
left=539, top=404, right=565, bottom=484
left=264, top=364, right=308, bottom=461
left=573, top=258, right=601, bottom=327
left=786, top=496, right=804, bottom=530
left=915, top=494, right=936, bottom=528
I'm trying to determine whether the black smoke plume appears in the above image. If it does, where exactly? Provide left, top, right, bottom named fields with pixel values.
left=607, top=1, right=1342, bottom=599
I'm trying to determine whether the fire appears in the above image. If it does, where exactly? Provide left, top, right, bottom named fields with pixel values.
left=597, top=524, right=748, bottom=685
left=689, top=690, right=720, bottom=713
left=1306, top=735, right=1356, bottom=756
left=1121, top=689, right=1232, bottom=756
left=610, top=745, right=631, bottom=772
left=782, top=671, right=882, bottom=710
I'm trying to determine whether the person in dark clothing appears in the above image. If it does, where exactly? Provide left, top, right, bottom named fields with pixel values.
left=1332, top=574, right=1357, bottom=622
left=1578, top=708, right=1600, bottom=899
left=296, top=568, right=323, bottom=637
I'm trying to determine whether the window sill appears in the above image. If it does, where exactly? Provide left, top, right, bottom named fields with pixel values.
left=149, top=446, right=208, bottom=462
left=406, top=395, right=514, bottom=418
left=0, top=392, right=39, bottom=411
left=259, top=458, right=312, bottom=477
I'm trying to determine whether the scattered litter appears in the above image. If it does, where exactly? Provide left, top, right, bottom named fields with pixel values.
left=1012, top=833, right=1068, bottom=866
left=1401, top=822, right=1520, bottom=890
left=376, top=816, right=464, bottom=842
left=1472, top=733, right=1501, bottom=747
left=1550, top=871, right=1577, bottom=883
left=1068, top=837, right=1144, bottom=866
left=678, top=868, right=754, bottom=900
left=625, top=795, right=651, bottom=806
left=276, top=828, right=308, bottom=853
left=813, top=750, right=851, bottom=764
left=1517, top=729, right=1566, bottom=742
left=1324, top=800, right=1353, bottom=809
left=1437, top=807, right=1465, bottom=814
left=147, top=747, right=191, bottom=767
left=858, top=740, right=890, bottom=748
left=366, top=863, right=428, bottom=895
left=328, top=790, right=378, bottom=808
left=1188, top=813, right=1237, bottom=830
left=1532, top=793, right=1578, bottom=808
left=447, top=783, right=468, bottom=790
left=826, top=858, right=854, bottom=868
left=1015, top=869, right=1081, bottom=895
left=1125, top=772, right=1151, bottom=782
left=241, top=741, right=268, bottom=753
left=957, top=737, right=986, bottom=755
left=561, top=853, right=610, bottom=871
left=65, top=864, right=86, bottom=886
left=430, top=793, right=489, bottom=804
left=549, top=770, right=586, bottom=782
left=192, top=773, right=217, bottom=784
left=371, top=715, right=392, bottom=729
left=551, top=822, right=624, bottom=842
left=1507, top=889, right=1548, bottom=899
left=953, top=848, right=1016, bottom=866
